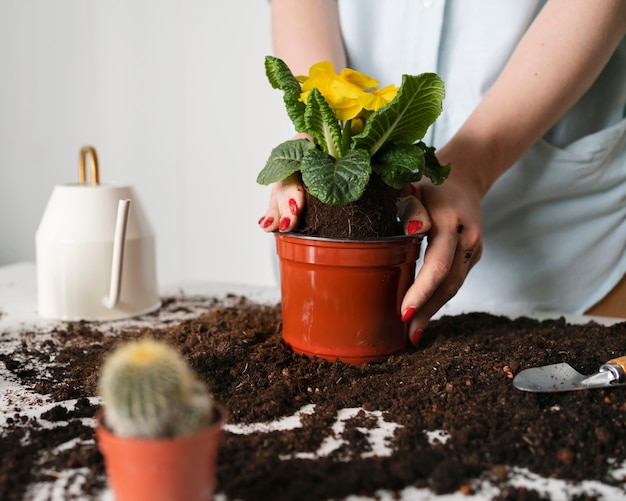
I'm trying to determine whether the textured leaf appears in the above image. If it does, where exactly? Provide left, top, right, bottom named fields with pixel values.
left=352, top=73, right=445, bottom=156
left=303, top=88, right=343, bottom=158
left=264, top=56, right=306, bottom=132
left=415, top=141, right=451, bottom=185
left=372, top=144, right=425, bottom=189
left=256, top=139, right=315, bottom=185
left=301, top=148, right=371, bottom=205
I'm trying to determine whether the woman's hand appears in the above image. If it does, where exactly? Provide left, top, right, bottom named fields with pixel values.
left=396, top=187, right=432, bottom=236
left=258, top=174, right=305, bottom=233
left=399, top=168, right=484, bottom=347
left=258, top=134, right=311, bottom=233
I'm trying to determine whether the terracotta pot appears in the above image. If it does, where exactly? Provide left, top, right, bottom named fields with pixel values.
left=275, top=233, right=422, bottom=365
left=95, top=404, right=226, bottom=501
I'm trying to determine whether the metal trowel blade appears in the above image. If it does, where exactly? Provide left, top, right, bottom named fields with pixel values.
left=512, top=363, right=616, bottom=392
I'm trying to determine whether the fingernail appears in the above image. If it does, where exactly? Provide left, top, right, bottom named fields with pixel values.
left=401, top=306, right=416, bottom=323
left=279, top=217, right=290, bottom=231
left=410, top=329, right=423, bottom=346
left=288, top=198, right=299, bottom=215
left=407, top=220, right=423, bottom=235
left=262, top=217, right=274, bottom=228
left=408, top=184, right=417, bottom=196
left=258, top=216, right=266, bottom=226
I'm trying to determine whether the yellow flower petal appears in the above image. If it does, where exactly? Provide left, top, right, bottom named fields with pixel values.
left=339, top=68, right=380, bottom=91
left=335, top=102, right=363, bottom=121
left=358, top=84, right=399, bottom=111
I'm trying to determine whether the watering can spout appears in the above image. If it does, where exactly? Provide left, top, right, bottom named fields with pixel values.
left=104, top=199, right=131, bottom=309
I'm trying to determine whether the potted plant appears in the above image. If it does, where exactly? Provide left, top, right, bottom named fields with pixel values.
left=257, top=56, right=450, bottom=365
left=95, top=338, right=226, bottom=501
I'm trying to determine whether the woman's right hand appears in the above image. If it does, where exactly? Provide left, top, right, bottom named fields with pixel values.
left=258, top=134, right=312, bottom=233
left=258, top=173, right=305, bottom=233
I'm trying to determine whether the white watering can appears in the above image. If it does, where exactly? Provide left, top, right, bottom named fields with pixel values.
left=35, top=146, right=161, bottom=321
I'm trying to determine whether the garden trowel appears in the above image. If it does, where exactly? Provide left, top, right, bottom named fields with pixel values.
left=513, top=355, right=626, bottom=392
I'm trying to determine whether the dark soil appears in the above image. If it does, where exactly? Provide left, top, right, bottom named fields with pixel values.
left=2, top=296, right=626, bottom=500
left=300, top=174, right=404, bottom=238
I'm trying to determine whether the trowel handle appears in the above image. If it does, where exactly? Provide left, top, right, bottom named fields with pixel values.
left=601, top=356, right=626, bottom=383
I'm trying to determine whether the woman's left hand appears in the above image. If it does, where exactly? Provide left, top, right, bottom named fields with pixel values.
left=399, top=169, right=484, bottom=346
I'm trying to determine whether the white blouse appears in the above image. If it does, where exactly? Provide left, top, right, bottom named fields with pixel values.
left=338, top=0, right=626, bottom=314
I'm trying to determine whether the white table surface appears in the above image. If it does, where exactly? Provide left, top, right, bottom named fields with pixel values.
left=1, top=262, right=625, bottom=501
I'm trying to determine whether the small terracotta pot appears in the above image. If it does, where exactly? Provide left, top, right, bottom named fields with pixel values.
left=275, top=233, right=422, bottom=365
left=95, top=404, right=226, bottom=501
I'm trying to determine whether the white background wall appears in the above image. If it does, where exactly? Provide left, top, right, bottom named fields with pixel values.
left=0, top=1, right=285, bottom=289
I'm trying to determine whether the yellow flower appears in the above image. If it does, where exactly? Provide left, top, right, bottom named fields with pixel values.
left=298, top=61, right=398, bottom=121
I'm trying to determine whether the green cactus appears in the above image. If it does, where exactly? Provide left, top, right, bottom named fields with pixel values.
left=98, top=338, right=213, bottom=438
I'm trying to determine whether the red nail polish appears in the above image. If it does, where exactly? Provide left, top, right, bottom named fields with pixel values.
left=279, top=217, right=290, bottom=231
left=408, top=184, right=417, bottom=196
left=258, top=216, right=266, bottom=225
left=407, top=220, right=423, bottom=235
left=410, top=329, right=423, bottom=346
left=262, top=217, right=274, bottom=228
left=401, top=306, right=416, bottom=323
left=288, top=198, right=299, bottom=215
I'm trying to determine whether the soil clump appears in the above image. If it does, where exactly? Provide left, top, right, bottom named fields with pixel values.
left=300, top=174, right=403, bottom=239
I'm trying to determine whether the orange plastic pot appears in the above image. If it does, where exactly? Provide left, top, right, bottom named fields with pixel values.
left=275, top=233, right=422, bottom=365
left=95, top=404, right=226, bottom=501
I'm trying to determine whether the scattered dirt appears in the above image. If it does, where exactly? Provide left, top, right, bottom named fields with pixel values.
left=1, top=295, right=626, bottom=501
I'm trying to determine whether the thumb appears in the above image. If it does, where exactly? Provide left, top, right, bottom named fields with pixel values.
left=397, top=195, right=432, bottom=235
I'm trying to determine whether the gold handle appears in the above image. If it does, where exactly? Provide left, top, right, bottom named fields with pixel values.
left=78, top=146, right=100, bottom=185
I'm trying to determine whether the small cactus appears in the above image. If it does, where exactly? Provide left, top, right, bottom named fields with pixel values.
left=98, top=338, right=213, bottom=438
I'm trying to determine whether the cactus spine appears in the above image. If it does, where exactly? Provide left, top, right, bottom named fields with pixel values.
left=98, top=338, right=213, bottom=438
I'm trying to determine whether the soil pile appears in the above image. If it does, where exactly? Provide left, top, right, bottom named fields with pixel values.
left=1, top=295, right=626, bottom=500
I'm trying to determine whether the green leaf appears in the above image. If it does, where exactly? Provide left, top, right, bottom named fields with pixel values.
left=352, top=73, right=445, bottom=156
left=256, top=139, right=316, bottom=185
left=372, top=144, right=425, bottom=189
left=304, top=88, right=343, bottom=158
left=264, top=56, right=306, bottom=132
left=415, top=141, right=451, bottom=185
left=301, top=148, right=372, bottom=205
